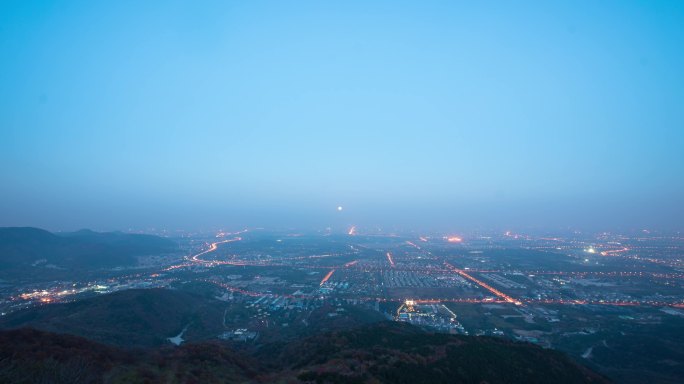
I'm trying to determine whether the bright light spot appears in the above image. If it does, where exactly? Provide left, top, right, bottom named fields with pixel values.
left=446, top=236, right=463, bottom=243
left=337, top=206, right=343, bottom=211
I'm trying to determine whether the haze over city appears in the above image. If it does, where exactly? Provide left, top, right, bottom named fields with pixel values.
left=2, top=1, right=683, bottom=232
left=3, top=3, right=684, bottom=384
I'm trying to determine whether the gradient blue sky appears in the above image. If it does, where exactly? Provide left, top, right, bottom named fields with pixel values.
left=1, top=1, right=683, bottom=231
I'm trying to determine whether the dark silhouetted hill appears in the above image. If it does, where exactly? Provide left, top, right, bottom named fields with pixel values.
left=0, top=227, right=177, bottom=271
left=0, top=288, right=225, bottom=347
left=259, top=321, right=611, bottom=384
left=0, top=288, right=611, bottom=383
left=0, top=322, right=610, bottom=384
left=0, top=328, right=258, bottom=384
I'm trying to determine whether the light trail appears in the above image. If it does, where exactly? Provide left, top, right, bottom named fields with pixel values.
left=525, top=299, right=671, bottom=307
left=386, top=252, right=396, bottom=268
left=320, top=269, right=335, bottom=285
left=444, top=262, right=522, bottom=305
left=163, top=236, right=245, bottom=271
left=205, top=279, right=306, bottom=300
left=190, top=237, right=243, bottom=263
left=215, top=228, right=249, bottom=238
left=408, top=298, right=508, bottom=304
left=162, top=263, right=193, bottom=271
left=344, top=260, right=359, bottom=267
left=461, top=270, right=684, bottom=280
left=406, top=241, right=421, bottom=250
left=207, top=280, right=263, bottom=297
left=600, top=247, right=630, bottom=256
left=348, top=226, right=357, bottom=236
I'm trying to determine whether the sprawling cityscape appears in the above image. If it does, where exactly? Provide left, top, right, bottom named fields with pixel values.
left=2, top=226, right=682, bottom=382
left=8, top=228, right=683, bottom=312
left=2, top=1, right=683, bottom=382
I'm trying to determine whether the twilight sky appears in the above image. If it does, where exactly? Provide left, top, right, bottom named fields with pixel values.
left=1, top=1, right=683, bottom=232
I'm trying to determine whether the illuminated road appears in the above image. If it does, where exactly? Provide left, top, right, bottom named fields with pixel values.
left=386, top=252, right=396, bottom=268
left=190, top=237, right=243, bottom=263
left=320, top=269, right=335, bottom=285
left=444, top=262, right=522, bottom=305
left=525, top=298, right=667, bottom=307
left=599, top=246, right=630, bottom=256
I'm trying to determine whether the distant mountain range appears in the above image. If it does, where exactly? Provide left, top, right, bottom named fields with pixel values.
left=0, top=227, right=177, bottom=271
left=0, top=288, right=611, bottom=383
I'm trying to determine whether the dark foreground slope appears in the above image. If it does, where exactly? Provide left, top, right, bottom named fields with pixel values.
left=0, top=325, right=610, bottom=384
left=259, top=321, right=610, bottom=384
left=0, top=328, right=257, bottom=384
left=0, top=325, right=610, bottom=383
left=0, top=289, right=611, bottom=383
left=0, top=289, right=225, bottom=347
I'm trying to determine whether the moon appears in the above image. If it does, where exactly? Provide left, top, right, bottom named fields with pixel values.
left=337, top=206, right=343, bottom=211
